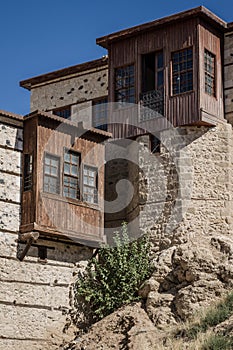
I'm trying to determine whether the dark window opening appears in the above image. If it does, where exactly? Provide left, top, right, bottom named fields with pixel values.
left=141, top=51, right=164, bottom=93
left=43, top=153, right=60, bottom=194
left=150, top=135, right=161, bottom=153
left=140, top=51, right=164, bottom=120
left=204, top=49, right=215, bottom=96
left=53, top=106, right=71, bottom=119
left=38, top=246, right=47, bottom=261
left=172, top=48, right=193, bottom=95
left=92, top=97, right=108, bottom=131
left=63, top=150, right=80, bottom=199
left=24, top=154, right=33, bottom=191
left=83, top=165, right=98, bottom=204
left=115, top=65, right=135, bottom=105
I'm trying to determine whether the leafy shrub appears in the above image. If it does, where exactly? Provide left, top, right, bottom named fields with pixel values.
left=74, top=223, right=153, bottom=322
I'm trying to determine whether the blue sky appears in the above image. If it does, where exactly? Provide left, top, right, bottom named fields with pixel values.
left=0, top=0, right=233, bottom=115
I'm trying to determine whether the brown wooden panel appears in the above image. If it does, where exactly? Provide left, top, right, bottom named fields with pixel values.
left=20, top=114, right=106, bottom=244
left=38, top=195, right=104, bottom=241
left=108, top=18, right=200, bottom=134
left=198, top=20, right=224, bottom=121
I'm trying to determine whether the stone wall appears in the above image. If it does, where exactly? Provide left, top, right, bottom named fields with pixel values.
left=30, top=64, right=108, bottom=119
left=135, top=123, right=233, bottom=247
left=0, top=113, right=93, bottom=350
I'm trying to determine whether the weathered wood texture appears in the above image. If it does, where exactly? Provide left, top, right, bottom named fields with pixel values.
left=198, top=20, right=224, bottom=122
left=21, top=114, right=106, bottom=245
left=107, top=18, right=225, bottom=138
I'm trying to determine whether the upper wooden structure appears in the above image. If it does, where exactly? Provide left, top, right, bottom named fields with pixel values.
left=97, top=6, right=227, bottom=138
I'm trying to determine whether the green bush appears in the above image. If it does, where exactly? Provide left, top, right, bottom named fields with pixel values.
left=74, top=223, right=153, bottom=322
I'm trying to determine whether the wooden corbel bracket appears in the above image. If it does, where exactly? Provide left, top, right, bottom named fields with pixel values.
left=18, top=231, right=40, bottom=261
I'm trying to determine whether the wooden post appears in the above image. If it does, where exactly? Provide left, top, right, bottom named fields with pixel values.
left=18, top=232, right=40, bottom=261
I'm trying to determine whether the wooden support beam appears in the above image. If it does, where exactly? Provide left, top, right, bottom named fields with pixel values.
left=19, top=231, right=40, bottom=242
left=18, top=232, right=40, bottom=261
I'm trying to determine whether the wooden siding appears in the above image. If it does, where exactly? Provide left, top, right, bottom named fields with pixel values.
left=21, top=118, right=37, bottom=226
left=20, top=115, right=106, bottom=244
left=107, top=17, right=225, bottom=137
left=198, top=20, right=224, bottom=121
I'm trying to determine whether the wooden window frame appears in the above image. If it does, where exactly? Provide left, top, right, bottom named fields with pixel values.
left=23, top=153, right=33, bottom=191
left=172, top=47, right=193, bottom=95
left=114, top=64, right=135, bottom=106
left=63, top=149, right=81, bottom=200
left=92, top=97, right=108, bottom=131
left=83, top=165, right=98, bottom=204
left=43, top=153, right=60, bottom=195
left=204, top=49, right=216, bottom=97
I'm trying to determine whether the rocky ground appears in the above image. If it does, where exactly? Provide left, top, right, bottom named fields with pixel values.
left=61, top=232, right=233, bottom=349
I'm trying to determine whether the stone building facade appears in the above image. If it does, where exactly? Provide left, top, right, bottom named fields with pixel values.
left=1, top=6, right=233, bottom=349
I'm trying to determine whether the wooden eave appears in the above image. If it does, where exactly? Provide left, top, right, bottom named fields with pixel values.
left=227, top=22, right=233, bottom=31
left=96, top=6, right=227, bottom=49
left=23, top=110, right=112, bottom=141
left=20, top=56, right=108, bottom=91
left=0, top=110, right=23, bottom=127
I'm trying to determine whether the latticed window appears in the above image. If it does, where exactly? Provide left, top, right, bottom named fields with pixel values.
left=204, top=49, right=215, bottom=96
left=83, top=165, right=98, bottom=204
left=24, top=154, right=33, bottom=191
left=172, top=48, right=193, bottom=94
left=115, top=65, right=135, bottom=105
left=92, top=97, right=108, bottom=131
left=44, top=153, right=60, bottom=194
left=63, top=150, right=80, bottom=199
left=53, top=106, right=71, bottom=119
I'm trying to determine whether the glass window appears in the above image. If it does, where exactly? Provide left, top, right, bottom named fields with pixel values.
left=115, top=64, right=135, bottom=106
left=43, top=153, right=60, bottom=194
left=92, top=97, right=108, bottom=131
left=53, top=106, right=71, bottom=119
left=83, top=165, right=98, bottom=204
left=63, top=150, right=80, bottom=199
left=172, top=48, right=193, bottom=95
left=204, top=49, right=215, bottom=96
left=24, top=154, right=33, bottom=191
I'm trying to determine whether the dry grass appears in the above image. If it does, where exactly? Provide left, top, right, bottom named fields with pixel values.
left=149, top=291, right=233, bottom=350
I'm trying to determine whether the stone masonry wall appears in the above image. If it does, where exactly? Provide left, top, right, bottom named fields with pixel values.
left=136, top=123, right=233, bottom=248
left=0, top=114, right=93, bottom=350
left=30, top=64, right=108, bottom=119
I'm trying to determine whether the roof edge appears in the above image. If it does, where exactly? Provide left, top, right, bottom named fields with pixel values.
left=0, top=109, right=23, bottom=121
left=20, top=56, right=108, bottom=91
left=24, top=110, right=112, bottom=139
left=97, top=6, right=227, bottom=48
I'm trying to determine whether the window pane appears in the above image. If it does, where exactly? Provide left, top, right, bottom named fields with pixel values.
left=51, top=166, right=57, bottom=176
left=71, top=165, right=78, bottom=176
left=64, top=152, right=70, bottom=162
left=157, top=52, right=163, bottom=69
left=172, top=48, right=193, bottom=95
left=64, top=163, right=70, bottom=174
left=157, top=71, right=164, bottom=88
left=63, top=150, right=80, bottom=200
left=204, top=49, right=215, bottom=96
left=115, top=65, right=135, bottom=105
left=71, top=154, right=79, bottom=164
left=43, top=154, right=60, bottom=194
left=83, top=165, right=98, bottom=204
